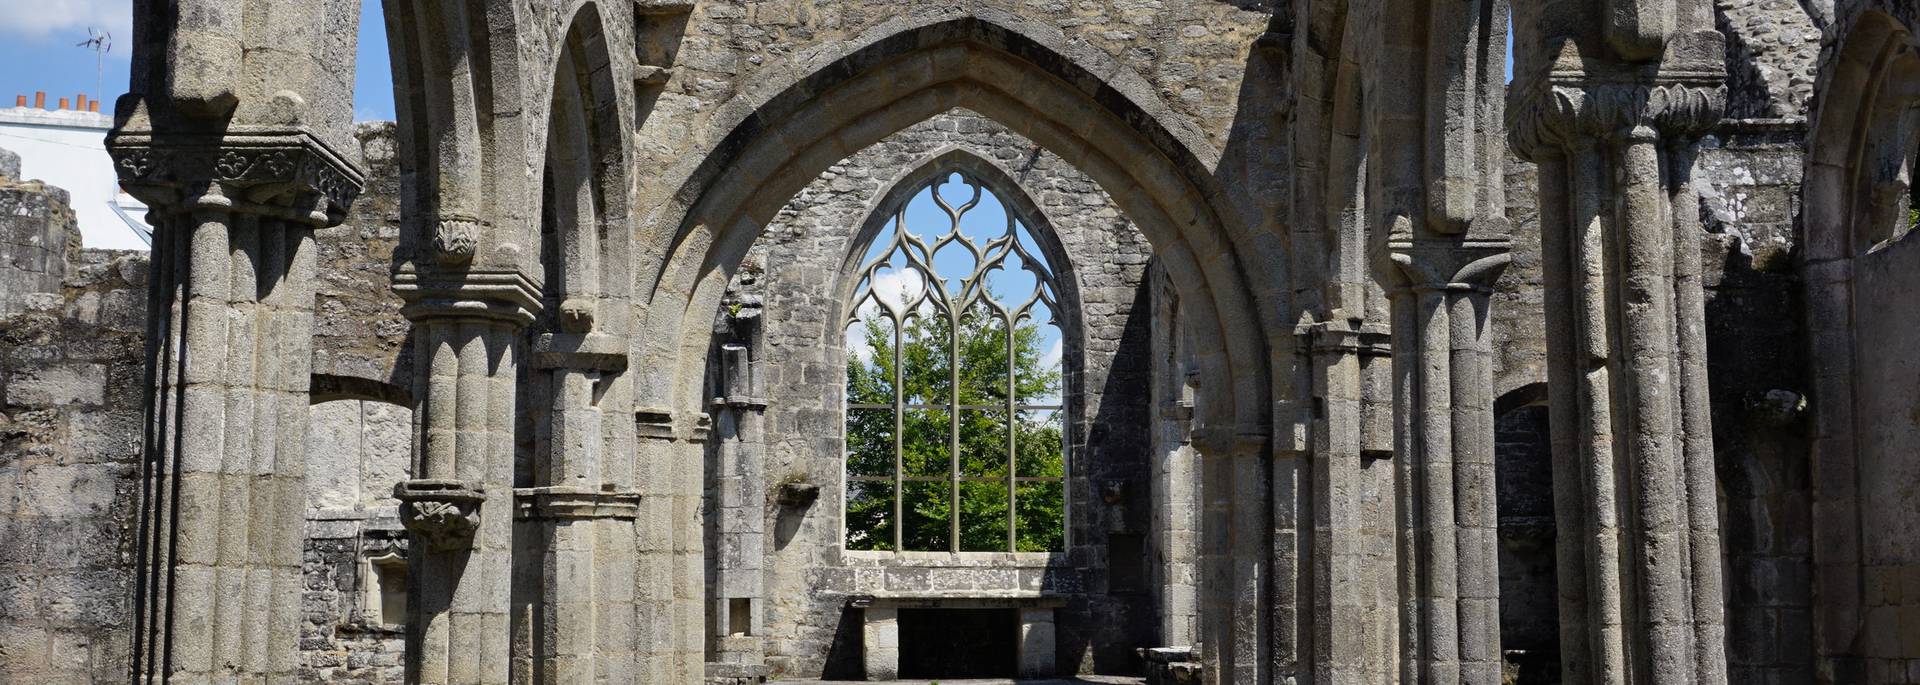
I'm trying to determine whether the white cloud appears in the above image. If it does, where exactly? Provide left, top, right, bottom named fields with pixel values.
left=0, top=0, right=133, bottom=44
left=844, top=270, right=928, bottom=365
left=1038, top=338, right=1062, bottom=372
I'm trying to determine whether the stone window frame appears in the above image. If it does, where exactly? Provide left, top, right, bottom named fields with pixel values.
left=833, top=148, right=1084, bottom=560
left=363, top=551, right=409, bottom=629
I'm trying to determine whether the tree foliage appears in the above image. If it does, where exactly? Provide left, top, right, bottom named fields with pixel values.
left=845, top=301, right=1064, bottom=552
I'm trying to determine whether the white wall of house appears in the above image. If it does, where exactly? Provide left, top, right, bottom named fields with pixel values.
left=0, top=104, right=149, bottom=250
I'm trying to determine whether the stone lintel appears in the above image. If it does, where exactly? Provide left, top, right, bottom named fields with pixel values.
left=514, top=486, right=642, bottom=520
left=633, top=0, right=696, bottom=13
left=533, top=332, right=629, bottom=372
left=711, top=395, right=770, bottom=411
left=635, top=406, right=712, bottom=442
left=846, top=592, right=1069, bottom=610
left=105, top=126, right=365, bottom=224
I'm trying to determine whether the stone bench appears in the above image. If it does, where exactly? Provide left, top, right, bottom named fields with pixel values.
left=847, top=591, right=1068, bottom=680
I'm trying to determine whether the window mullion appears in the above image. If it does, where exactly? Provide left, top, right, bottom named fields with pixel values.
left=1005, top=313, right=1018, bottom=552
left=892, top=313, right=904, bottom=553
left=948, top=314, right=961, bottom=554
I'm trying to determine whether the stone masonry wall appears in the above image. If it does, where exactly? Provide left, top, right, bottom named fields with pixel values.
left=312, top=122, right=410, bottom=400
left=728, top=108, right=1155, bottom=678
left=1698, top=120, right=1817, bottom=685
left=1717, top=0, right=1823, bottom=119
left=0, top=248, right=148, bottom=682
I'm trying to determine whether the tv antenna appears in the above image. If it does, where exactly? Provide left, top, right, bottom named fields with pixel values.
left=76, top=28, right=111, bottom=109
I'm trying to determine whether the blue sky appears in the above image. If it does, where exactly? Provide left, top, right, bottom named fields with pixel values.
left=0, top=0, right=396, bottom=121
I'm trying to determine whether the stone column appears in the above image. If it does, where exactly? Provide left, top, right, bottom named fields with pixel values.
left=706, top=307, right=768, bottom=680
left=1016, top=606, right=1058, bottom=678
left=109, top=1, right=365, bottom=678
left=392, top=265, right=537, bottom=685
left=635, top=405, right=711, bottom=682
left=519, top=331, right=641, bottom=684
left=1300, top=315, right=1393, bottom=685
left=1507, top=2, right=1730, bottom=681
left=860, top=605, right=899, bottom=680
left=111, top=129, right=362, bottom=684
left=1387, top=248, right=1511, bottom=685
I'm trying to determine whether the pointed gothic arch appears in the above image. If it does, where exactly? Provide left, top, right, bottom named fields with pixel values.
left=631, top=12, right=1286, bottom=448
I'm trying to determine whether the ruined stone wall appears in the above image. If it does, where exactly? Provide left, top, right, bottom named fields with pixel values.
left=1717, top=0, right=1823, bottom=119
left=1697, top=120, right=1817, bottom=685
left=297, top=399, right=412, bottom=685
left=723, top=108, right=1155, bottom=678
left=0, top=248, right=148, bottom=682
left=0, top=149, right=81, bottom=319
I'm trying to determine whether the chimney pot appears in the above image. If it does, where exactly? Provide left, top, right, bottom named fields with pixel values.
left=89, top=101, right=100, bottom=113
left=33, top=91, right=45, bottom=109
left=13, top=95, right=24, bottom=108
left=57, top=97, right=69, bottom=110
left=76, top=94, right=86, bottom=110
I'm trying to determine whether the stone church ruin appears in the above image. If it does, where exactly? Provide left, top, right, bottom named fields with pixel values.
left=0, top=0, right=1916, bottom=683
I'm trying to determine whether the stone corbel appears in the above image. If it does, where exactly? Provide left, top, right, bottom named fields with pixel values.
left=395, top=479, right=486, bottom=552
left=636, top=407, right=677, bottom=440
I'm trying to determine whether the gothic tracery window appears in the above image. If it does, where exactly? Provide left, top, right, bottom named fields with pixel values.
left=843, top=171, right=1067, bottom=553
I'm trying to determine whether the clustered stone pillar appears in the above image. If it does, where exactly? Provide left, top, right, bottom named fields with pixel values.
left=393, top=264, right=537, bottom=684
left=108, top=1, right=365, bottom=680
left=1508, top=1, right=1730, bottom=681
left=1387, top=248, right=1511, bottom=685
left=114, top=134, right=362, bottom=683
left=519, top=328, right=641, bottom=683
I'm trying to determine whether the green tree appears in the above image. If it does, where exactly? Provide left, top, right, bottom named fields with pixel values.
left=845, top=301, right=1064, bottom=552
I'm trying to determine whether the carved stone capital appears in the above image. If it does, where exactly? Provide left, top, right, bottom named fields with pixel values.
left=394, top=480, right=485, bottom=552
left=104, top=126, right=365, bottom=226
left=393, top=268, right=542, bottom=326
left=1507, top=31, right=1727, bottom=159
left=514, top=486, right=641, bottom=521
left=1384, top=241, right=1513, bottom=294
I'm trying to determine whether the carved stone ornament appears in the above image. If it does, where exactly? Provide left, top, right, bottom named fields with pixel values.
left=432, top=213, right=483, bottom=265
left=104, top=127, right=365, bottom=225
left=394, top=479, right=486, bottom=552
left=557, top=297, right=595, bottom=333
left=1505, top=32, right=1728, bottom=159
